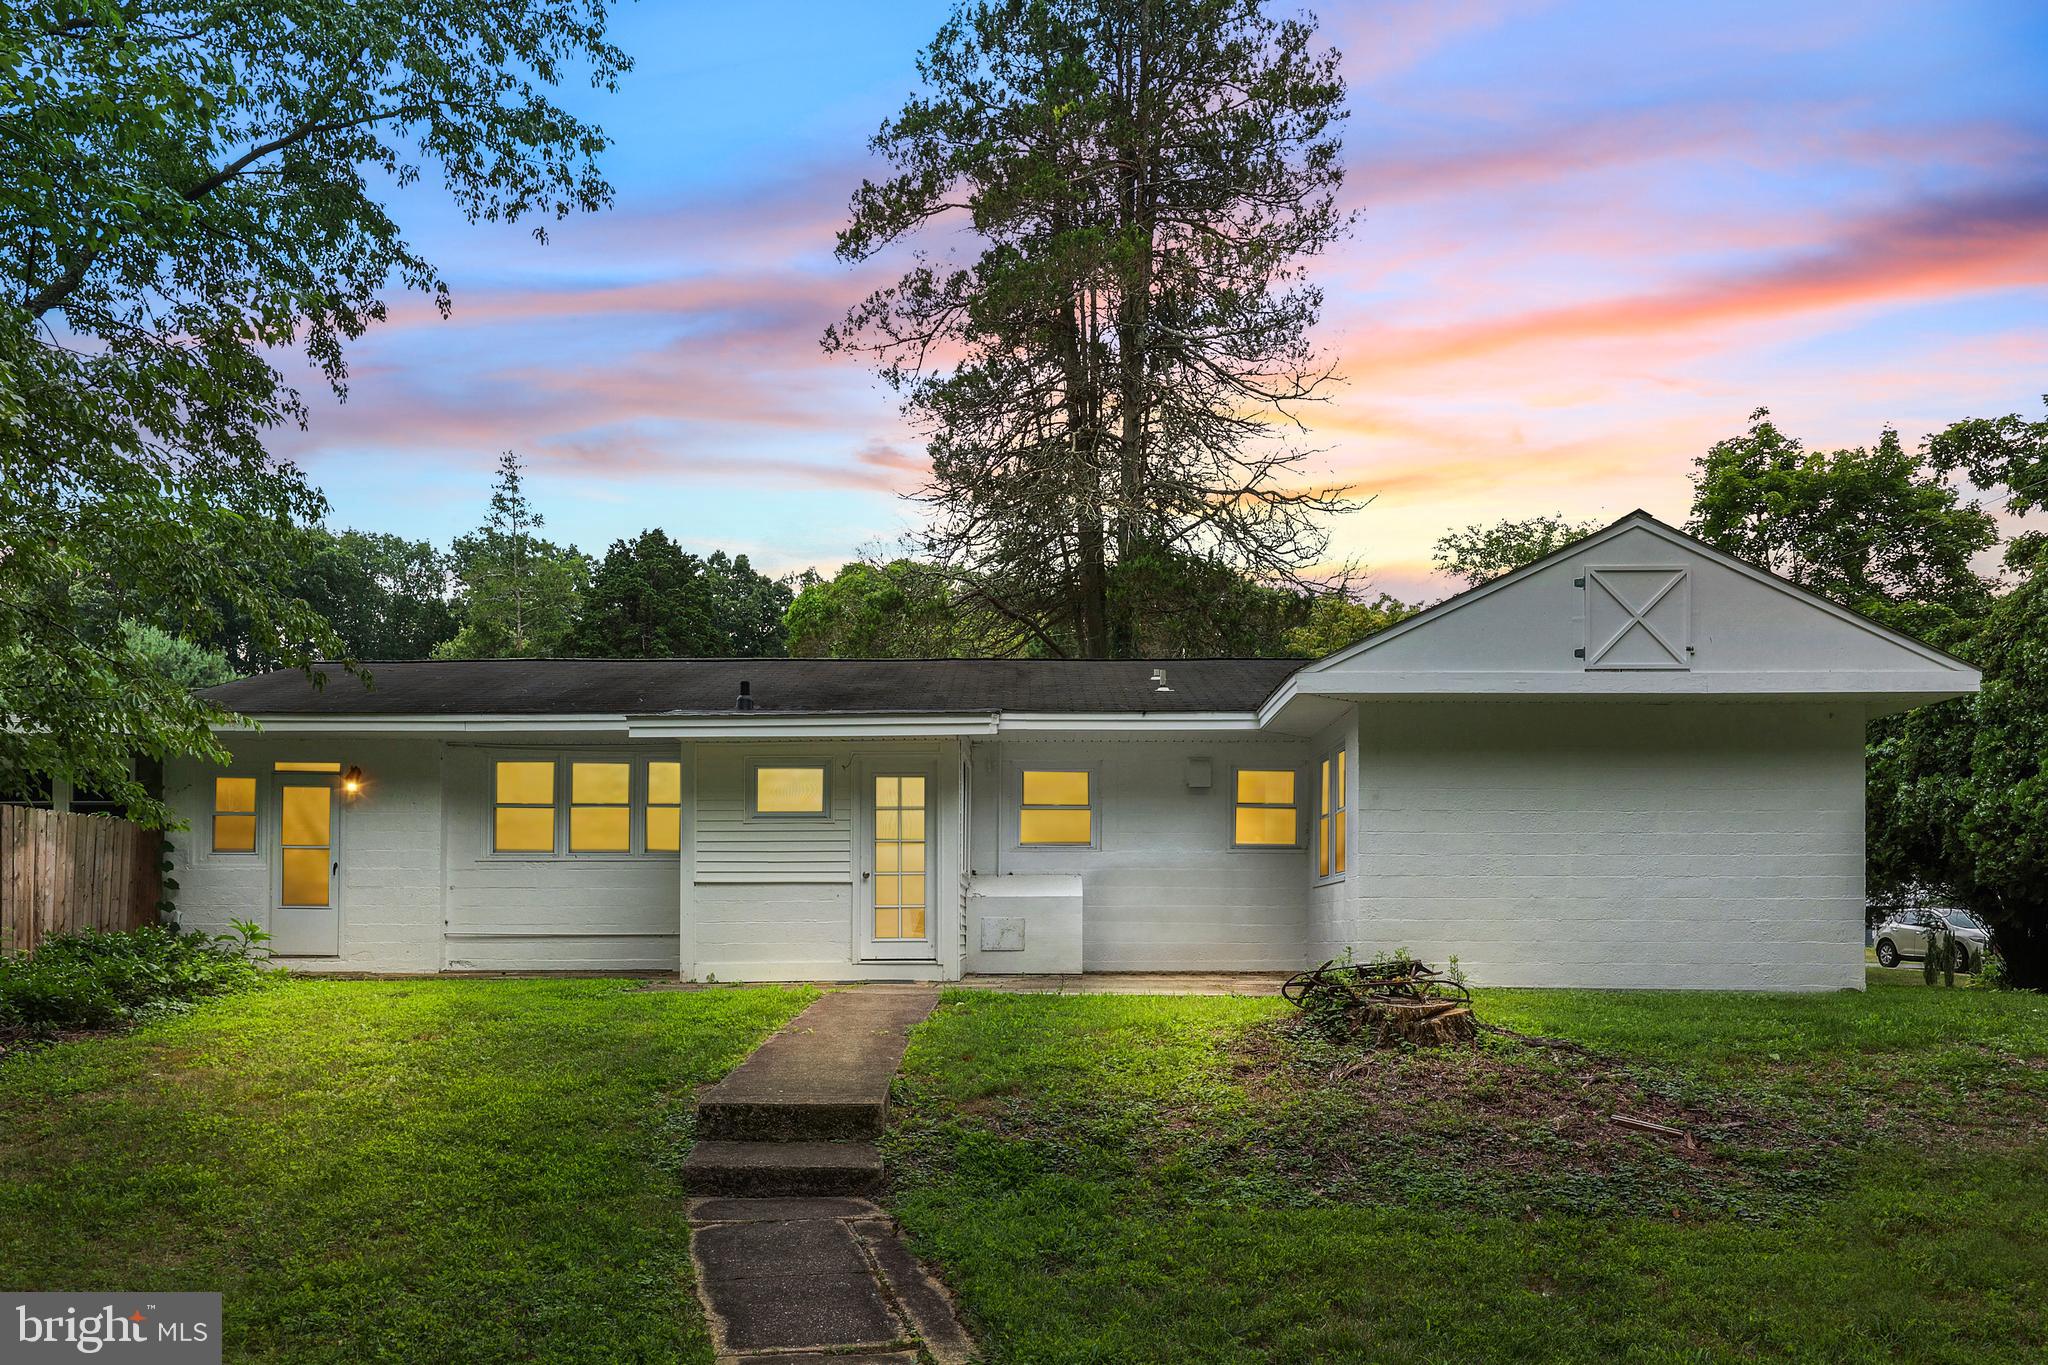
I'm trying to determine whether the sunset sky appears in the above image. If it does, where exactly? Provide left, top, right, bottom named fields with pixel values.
left=279, top=0, right=2048, bottom=603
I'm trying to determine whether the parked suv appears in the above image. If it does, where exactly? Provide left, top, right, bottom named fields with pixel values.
left=1873, top=909, right=1989, bottom=973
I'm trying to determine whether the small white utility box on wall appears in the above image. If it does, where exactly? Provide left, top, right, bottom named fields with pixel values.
left=966, top=873, right=1084, bottom=974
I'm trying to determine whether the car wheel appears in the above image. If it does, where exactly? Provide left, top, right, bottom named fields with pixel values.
left=1953, top=943, right=1973, bottom=974
left=1876, top=940, right=1900, bottom=968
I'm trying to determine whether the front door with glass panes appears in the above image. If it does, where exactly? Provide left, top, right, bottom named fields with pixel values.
left=273, top=775, right=340, bottom=956
left=860, top=762, right=937, bottom=961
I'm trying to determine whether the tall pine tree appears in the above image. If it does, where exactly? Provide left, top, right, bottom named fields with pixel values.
left=827, top=0, right=1357, bottom=657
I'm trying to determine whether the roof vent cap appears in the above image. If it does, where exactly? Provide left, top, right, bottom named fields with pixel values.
left=1151, top=668, right=1172, bottom=693
left=736, top=679, right=755, bottom=711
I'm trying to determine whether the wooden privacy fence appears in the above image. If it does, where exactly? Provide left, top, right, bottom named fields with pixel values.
left=0, top=806, right=162, bottom=957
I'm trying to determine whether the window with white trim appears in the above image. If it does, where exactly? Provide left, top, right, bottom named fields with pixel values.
left=1316, top=749, right=1346, bottom=879
left=646, top=761, right=682, bottom=851
left=212, top=776, right=257, bottom=853
left=490, top=755, right=681, bottom=856
left=1233, top=768, right=1299, bottom=848
left=494, top=761, right=557, bottom=853
left=1019, top=769, right=1093, bottom=846
left=569, top=761, right=632, bottom=852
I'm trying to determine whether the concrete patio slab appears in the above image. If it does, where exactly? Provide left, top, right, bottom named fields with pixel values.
left=692, top=1218, right=899, bottom=1353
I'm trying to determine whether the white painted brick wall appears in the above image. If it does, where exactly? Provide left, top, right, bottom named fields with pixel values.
left=441, top=744, right=680, bottom=972
left=1349, top=700, right=1867, bottom=990
left=969, top=737, right=1315, bottom=972
left=167, top=736, right=444, bottom=972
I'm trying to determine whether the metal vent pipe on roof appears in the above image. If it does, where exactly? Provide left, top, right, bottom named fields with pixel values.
left=736, top=679, right=754, bottom=711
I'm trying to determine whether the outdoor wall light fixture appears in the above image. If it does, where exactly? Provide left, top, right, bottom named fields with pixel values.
left=342, top=766, right=364, bottom=798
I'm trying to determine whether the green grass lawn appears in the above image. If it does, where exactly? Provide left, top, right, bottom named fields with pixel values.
left=0, top=978, right=815, bottom=1363
left=885, top=972, right=2048, bottom=1363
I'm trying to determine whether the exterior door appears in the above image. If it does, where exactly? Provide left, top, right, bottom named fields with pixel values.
left=860, top=764, right=937, bottom=961
left=273, top=776, right=340, bottom=956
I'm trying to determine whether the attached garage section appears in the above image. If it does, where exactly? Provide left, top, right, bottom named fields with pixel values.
left=1351, top=700, right=1868, bottom=990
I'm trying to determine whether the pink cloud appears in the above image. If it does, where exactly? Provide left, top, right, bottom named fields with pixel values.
left=1338, top=183, right=2048, bottom=376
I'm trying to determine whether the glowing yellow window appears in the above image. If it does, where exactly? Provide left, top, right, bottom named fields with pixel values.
left=1316, top=751, right=1347, bottom=877
left=494, top=760, right=555, bottom=853
left=273, top=761, right=342, bottom=773
left=212, top=777, right=257, bottom=852
left=646, top=761, right=682, bottom=852
left=1234, top=769, right=1298, bottom=847
left=755, top=765, right=827, bottom=816
left=1019, top=770, right=1092, bottom=845
left=569, top=761, right=631, bottom=852
left=279, top=784, right=331, bottom=906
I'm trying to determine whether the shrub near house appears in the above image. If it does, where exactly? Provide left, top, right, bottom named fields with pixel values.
left=0, top=926, right=270, bottom=1039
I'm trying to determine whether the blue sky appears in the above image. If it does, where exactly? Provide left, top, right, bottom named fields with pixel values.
left=277, top=0, right=2048, bottom=600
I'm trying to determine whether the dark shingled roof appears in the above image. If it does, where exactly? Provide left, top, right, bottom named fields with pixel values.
left=199, top=657, right=1305, bottom=717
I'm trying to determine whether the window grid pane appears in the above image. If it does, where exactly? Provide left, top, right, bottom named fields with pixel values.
left=571, top=761, right=630, bottom=805
left=1236, top=769, right=1295, bottom=806
left=757, top=766, right=826, bottom=815
left=495, top=806, right=554, bottom=853
left=1022, top=770, right=1088, bottom=807
left=496, top=762, right=553, bottom=806
left=1021, top=808, right=1092, bottom=845
left=1235, top=806, right=1296, bottom=846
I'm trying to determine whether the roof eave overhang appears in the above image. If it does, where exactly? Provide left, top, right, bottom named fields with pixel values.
left=215, top=714, right=638, bottom=735
left=628, top=712, right=998, bottom=739
left=1285, top=671, right=1982, bottom=699
left=213, top=709, right=1272, bottom=738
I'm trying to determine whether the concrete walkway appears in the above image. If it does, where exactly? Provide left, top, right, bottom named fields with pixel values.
left=683, top=987, right=975, bottom=1363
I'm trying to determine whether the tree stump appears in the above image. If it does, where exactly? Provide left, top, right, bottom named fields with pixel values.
left=1358, top=998, right=1477, bottom=1048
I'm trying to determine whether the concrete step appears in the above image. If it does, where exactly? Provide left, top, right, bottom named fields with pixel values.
left=684, top=1139, right=884, bottom=1197
left=693, top=988, right=934, bottom=1144
left=697, top=1096, right=884, bottom=1143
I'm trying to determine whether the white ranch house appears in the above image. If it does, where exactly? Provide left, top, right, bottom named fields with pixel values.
left=171, top=513, right=1978, bottom=990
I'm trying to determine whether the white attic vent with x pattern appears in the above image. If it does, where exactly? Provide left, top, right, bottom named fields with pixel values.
left=1582, top=566, right=1690, bottom=669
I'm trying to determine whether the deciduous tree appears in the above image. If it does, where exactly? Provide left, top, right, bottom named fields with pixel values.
left=1687, top=409, right=1997, bottom=632
left=1, top=0, right=627, bottom=821
left=1864, top=397, right=2048, bottom=988
left=1430, top=514, right=1600, bottom=588
left=1282, top=591, right=1416, bottom=658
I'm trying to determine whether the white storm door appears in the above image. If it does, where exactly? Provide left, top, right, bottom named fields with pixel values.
left=272, top=776, right=340, bottom=956
left=860, top=763, right=938, bottom=961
